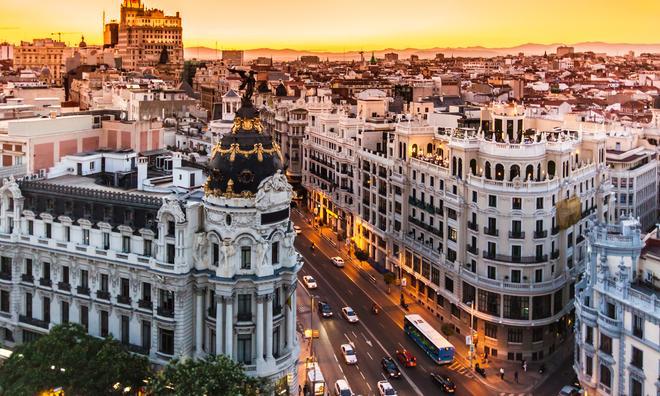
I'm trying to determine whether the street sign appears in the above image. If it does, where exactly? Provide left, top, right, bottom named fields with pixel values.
left=465, top=335, right=472, bottom=346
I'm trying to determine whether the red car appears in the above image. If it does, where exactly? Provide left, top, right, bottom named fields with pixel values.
left=395, top=349, right=417, bottom=367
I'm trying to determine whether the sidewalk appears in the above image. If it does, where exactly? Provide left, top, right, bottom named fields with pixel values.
left=293, top=206, right=572, bottom=395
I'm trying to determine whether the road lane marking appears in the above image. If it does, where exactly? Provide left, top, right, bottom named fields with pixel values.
left=419, top=366, right=428, bottom=373
left=366, top=383, right=372, bottom=391
left=359, top=371, right=366, bottom=380
left=366, top=351, right=373, bottom=360
left=351, top=331, right=357, bottom=338
left=344, top=333, right=351, bottom=343
left=398, top=342, right=404, bottom=349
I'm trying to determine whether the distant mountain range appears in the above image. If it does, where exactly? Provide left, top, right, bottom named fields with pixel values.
left=184, top=42, right=660, bottom=62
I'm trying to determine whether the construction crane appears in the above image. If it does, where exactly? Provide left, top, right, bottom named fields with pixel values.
left=50, top=32, right=79, bottom=42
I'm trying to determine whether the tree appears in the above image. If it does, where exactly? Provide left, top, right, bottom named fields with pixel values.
left=159, top=46, right=170, bottom=65
left=354, top=249, right=369, bottom=263
left=0, top=323, right=150, bottom=396
left=147, top=354, right=271, bottom=396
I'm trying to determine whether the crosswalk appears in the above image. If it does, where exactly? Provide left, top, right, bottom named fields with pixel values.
left=446, top=361, right=474, bottom=378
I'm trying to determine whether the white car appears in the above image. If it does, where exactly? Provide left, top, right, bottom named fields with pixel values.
left=302, top=275, right=318, bottom=289
left=334, top=379, right=354, bottom=396
left=293, top=225, right=302, bottom=235
left=340, top=343, right=357, bottom=364
left=377, top=380, right=397, bottom=396
left=341, top=306, right=359, bottom=323
left=331, top=256, right=345, bottom=267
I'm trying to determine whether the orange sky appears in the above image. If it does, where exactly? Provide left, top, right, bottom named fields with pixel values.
left=1, top=0, right=659, bottom=51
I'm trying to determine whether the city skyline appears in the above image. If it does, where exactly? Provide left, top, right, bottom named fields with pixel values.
left=1, top=0, right=659, bottom=51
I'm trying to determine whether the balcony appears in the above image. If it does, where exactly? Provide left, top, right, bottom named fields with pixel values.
left=467, top=222, right=478, bottom=232
left=466, top=244, right=478, bottom=255
left=534, top=230, right=548, bottom=239
left=57, top=282, right=71, bottom=291
left=576, top=235, right=585, bottom=244
left=0, top=272, right=11, bottom=281
left=483, top=227, right=499, bottom=237
left=157, top=307, right=175, bottom=318
left=508, top=231, right=525, bottom=239
left=552, top=226, right=559, bottom=235
left=551, top=250, right=560, bottom=260
left=237, top=312, right=252, bottom=322
left=21, top=274, right=34, bottom=283
left=77, top=286, right=90, bottom=296
left=96, top=290, right=111, bottom=300
left=127, top=344, right=150, bottom=356
left=117, top=295, right=132, bottom=305
left=597, top=313, right=622, bottom=335
left=138, top=299, right=153, bottom=310
left=39, top=278, right=52, bottom=287
left=482, top=251, right=548, bottom=264
left=19, top=315, right=49, bottom=329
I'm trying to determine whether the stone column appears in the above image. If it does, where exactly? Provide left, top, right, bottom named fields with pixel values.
left=224, top=295, right=233, bottom=359
left=291, top=287, right=297, bottom=346
left=195, top=290, right=203, bottom=356
left=255, top=295, right=265, bottom=363
left=286, top=287, right=294, bottom=349
left=215, top=297, right=223, bottom=355
left=265, top=293, right=274, bottom=360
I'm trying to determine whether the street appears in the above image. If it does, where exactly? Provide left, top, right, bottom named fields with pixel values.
left=292, top=209, right=489, bottom=396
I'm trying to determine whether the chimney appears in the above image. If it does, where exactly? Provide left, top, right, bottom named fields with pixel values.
left=137, top=157, right=148, bottom=191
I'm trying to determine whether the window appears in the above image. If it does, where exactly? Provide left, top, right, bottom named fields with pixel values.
left=585, top=355, right=593, bottom=376
left=120, top=278, right=130, bottom=298
left=100, top=274, right=109, bottom=292
left=630, top=347, right=643, bottom=369
left=237, top=334, right=252, bottom=364
left=599, top=364, right=611, bottom=388
left=488, top=195, right=497, bottom=207
left=532, top=327, right=543, bottom=342
left=508, top=328, right=523, bottom=343
left=447, top=249, right=457, bottom=263
left=630, top=378, right=642, bottom=396
left=80, top=305, right=89, bottom=331
left=121, top=315, right=130, bottom=345
left=485, top=323, right=497, bottom=338
left=510, top=269, right=521, bottom=283
left=536, top=197, right=543, bottom=209
left=536, top=245, right=544, bottom=260
left=632, top=314, right=643, bottom=338
left=487, top=266, right=496, bottom=279
left=240, top=247, right=251, bottom=269
left=600, top=334, right=612, bottom=355
left=25, top=292, right=32, bottom=317
left=82, top=229, right=90, bottom=246
left=122, top=236, right=131, bottom=253
left=511, top=246, right=521, bottom=261
left=62, top=266, right=69, bottom=285
left=142, top=282, right=152, bottom=302
left=159, top=328, right=174, bottom=355
left=142, top=320, right=151, bottom=350
left=45, top=223, right=52, bottom=238
left=0, top=257, right=11, bottom=278
left=478, top=290, right=500, bottom=315
left=166, top=244, right=175, bottom=264
left=237, top=294, right=251, bottom=320
left=512, top=197, right=521, bottom=210
left=64, top=226, right=71, bottom=241
left=0, top=290, right=9, bottom=313
left=448, top=227, right=457, bottom=242
left=472, top=191, right=477, bottom=203
left=42, top=262, right=50, bottom=281
left=100, top=310, right=109, bottom=337
left=444, top=276, right=454, bottom=293
left=144, top=239, right=152, bottom=257
left=27, top=220, right=33, bottom=235
left=61, top=301, right=69, bottom=323
left=503, top=295, right=529, bottom=319
left=103, top=232, right=110, bottom=250
left=24, top=259, right=32, bottom=278
left=80, top=269, right=89, bottom=289
left=271, top=242, right=279, bottom=264
left=585, top=325, right=593, bottom=345
left=159, top=289, right=174, bottom=314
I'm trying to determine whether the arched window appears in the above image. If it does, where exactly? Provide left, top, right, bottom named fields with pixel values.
left=485, top=161, right=492, bottom=179
left=470, top=159, right=477, bottom=176
left=427, top=143, right=433, bottom=154
left=495, top=163, right=505, bottom=181
left=438, top=148, right=444, bottom=158
left=525, top=164, right=534, bottom=181
left=452, top=157, right=457, bottom=176
left=510, top=165, right=520, bottom=181
left=458, top=158, right=463, bottom=179
left=548, top=161, right=556, bottom=178
left=411, top=144, right=418, bottom=157
left=536, top=164, right=541, bottom=181
left=600, top=364, right=611, bottom=388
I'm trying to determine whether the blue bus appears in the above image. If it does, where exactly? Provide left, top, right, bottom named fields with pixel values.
left=404, top=314, right=455, bottom=364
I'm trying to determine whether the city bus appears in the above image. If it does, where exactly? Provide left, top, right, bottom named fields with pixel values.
left=404, top=314, right=455, bottom=364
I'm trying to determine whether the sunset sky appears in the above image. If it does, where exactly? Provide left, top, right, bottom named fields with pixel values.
left=1, top=0, right=659, bottom=51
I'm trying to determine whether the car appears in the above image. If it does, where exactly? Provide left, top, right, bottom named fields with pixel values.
left=317, top=301, right=333, bottom=318
left=340, top=343, right=358, bottom=364
left=381, top=357, right=401, bottom=379
left=430, top=372, right=455, bottom=393
left=341, top=307, right=359, bottom=323
left=331, top=256, right=345, bottom=267
left=293, top=225, right=302, bottom=234
left=395, top=349, right=417, bottom=367
left=302, top=275, right=317, bottom=289
left=377, top=380, right=397, bottom=396
left=558, top=385, right=582, bottom=396
left=334, top=379, right=354, bottom=396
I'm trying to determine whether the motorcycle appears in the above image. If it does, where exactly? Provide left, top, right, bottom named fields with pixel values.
left=371, top=304, right=380, bottom=314
left=310, top=243, right=315, bottom=252
left=538, top=363, right=546, bottom=374
left=475, top=363, right=486, bottom=377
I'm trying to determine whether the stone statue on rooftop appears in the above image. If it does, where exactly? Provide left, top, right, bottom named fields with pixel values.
left=229, top=67, right=256, bottom=106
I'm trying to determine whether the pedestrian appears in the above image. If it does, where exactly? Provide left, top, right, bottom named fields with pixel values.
left=514, top=370, right=519, bottom=383
left=523, top=361, right=528, bottom=372
left=298, top=385, right=302, bottom=395
left=500, top=367, right=505, bottom=380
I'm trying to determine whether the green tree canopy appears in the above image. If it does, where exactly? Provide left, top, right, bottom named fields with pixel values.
left=147, top=354, right=271, bottom=396
left=0, top=323, right=150, bottom=396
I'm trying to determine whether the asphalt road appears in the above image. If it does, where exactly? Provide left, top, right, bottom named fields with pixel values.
left=292, top=210, right=492, bottom=396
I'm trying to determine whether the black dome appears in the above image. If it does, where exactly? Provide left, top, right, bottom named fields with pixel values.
left=205, top=102, right=283, bottom=198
